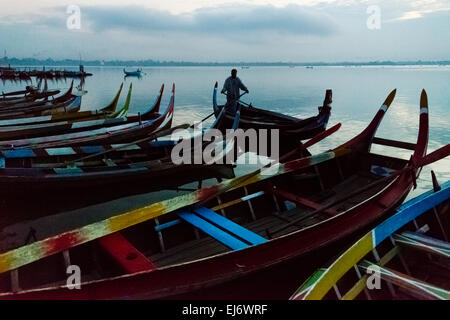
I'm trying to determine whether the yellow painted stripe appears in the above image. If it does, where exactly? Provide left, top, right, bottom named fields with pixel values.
left=304, top=232, right=374, bottom=300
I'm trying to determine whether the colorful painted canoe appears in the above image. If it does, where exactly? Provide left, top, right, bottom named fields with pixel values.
left=0, top=87, right=59, bottom=105
left=213, top=82, right=332, bottom=153
left=291, top=174, right=450, bottom=300
left=0, top=80, right=68, bottom=109
left=0, top=82, right=80, bottom=120
left=0, top=83, right=126, bottom=128
left=1, top=86, right=37, bottom=99
left=0, top=101, right=238, bottom=218
left=0, top=83, right=164, bottom=141
left=1, top=89, right=445, bottom=300
left=0, top=84, right=174, bottom=150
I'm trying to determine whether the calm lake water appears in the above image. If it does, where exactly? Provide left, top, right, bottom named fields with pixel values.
left=0, top=65, right=449, bottom=247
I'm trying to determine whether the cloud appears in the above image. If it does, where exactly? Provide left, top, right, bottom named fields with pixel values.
left=392, top=0, right=450, bottom=21
left=73, top=4, right=337, bottom=36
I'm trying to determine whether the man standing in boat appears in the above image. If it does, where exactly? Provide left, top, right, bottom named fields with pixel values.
left=221, top=69, right=249, bottom=114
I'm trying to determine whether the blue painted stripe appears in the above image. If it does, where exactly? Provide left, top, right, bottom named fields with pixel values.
left=194, top=207, right=267, bottom=245
left=154, top=219, right=182, bottom=232
left=80, top=146, right=104, bottom=154
left=178, top=211, right=249, bottom=250
left=2, top=149, right=35, bottom=158
left=53, top=167, right=84, bottom=174
left=373, top=180, right=450, bottom=246
left=46, top=147, right=75, bottom=156
left=148, top=140, right=177, bottom=147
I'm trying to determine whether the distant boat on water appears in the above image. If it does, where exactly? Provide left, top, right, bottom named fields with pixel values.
left=123, top=68, right=143, bottom=77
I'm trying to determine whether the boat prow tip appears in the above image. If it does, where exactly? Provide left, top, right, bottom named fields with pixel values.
left=383, top=89, right=397, bottom=108
left=215, top=82, right=218, bottom=88
left=420, top=89, right=428, bottom=108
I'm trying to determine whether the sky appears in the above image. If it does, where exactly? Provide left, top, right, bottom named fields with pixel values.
left=0, top=0, right=449, bottom=62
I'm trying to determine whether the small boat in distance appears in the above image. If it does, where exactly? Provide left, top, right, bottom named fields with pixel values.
left=123, top=68, right=143, bottom=77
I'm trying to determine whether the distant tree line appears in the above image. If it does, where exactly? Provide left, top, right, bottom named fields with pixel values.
left=1, top=57, right=449, bottom=67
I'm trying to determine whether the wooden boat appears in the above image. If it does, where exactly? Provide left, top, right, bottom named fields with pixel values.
left=0, top=84, right=81, bottom=120
left=0, top=79, right=59, bottom=105
left=0, top=84, right=175, bottom=150
left=0, top=84, right=165, bottom=140
left=0, top=81, right=78, bottom=114
left=0, top=83, right=127, bottom=127
left=0, top=100, right=240, bottom=220
left=291, top=173, right=450, bottom=300
left=0, top=88, right=60, bottom=105
left=0, top=81, right=74, bottom=111
left=0, top=101, right=340, bottom=181
left=213, top=82, right=332, bottom=150
left=1, top=89, right=445, bottom=300
left=1, top=86, right=38, bottom=98
left=123, top=68, right=142, bottom=77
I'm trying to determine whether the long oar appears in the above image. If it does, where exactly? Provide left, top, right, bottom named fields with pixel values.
left=189, top=91, right=246, bottom=129
left=189, top=112, right=215, bottom=129
left=55, top=123, right=190, bottom=168
left=221, top=91, right=247, bottom=103
left=266, top=144, right=450, bottom=238
left=0, top=123, right=343, bottom=274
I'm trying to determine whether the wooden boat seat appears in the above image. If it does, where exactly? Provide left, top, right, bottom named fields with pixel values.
left=394, top=231, right=450, bottom=258
left=98, top=233, right=157, bottom=274
left=178, top=207, right=267, bottom=250
left=194, top=207, right=268, bottom=245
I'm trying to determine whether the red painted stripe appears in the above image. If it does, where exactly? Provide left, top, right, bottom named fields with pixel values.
left=98, top=233, right=157, bottom=274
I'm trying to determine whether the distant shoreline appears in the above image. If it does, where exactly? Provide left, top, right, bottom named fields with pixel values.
left=1, top=58, right=450, bottom=68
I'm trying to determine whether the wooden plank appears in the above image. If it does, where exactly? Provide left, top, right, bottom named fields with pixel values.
left=194, top=207, right=267, bottom=245
left=178, top=212, right=249, bottom=250
left=210, top=191, right=265, bottom=212
left=97, top=233, right=157, bottom=274
left=341, top=246, right=399, bottom=300
left=273, top=188, right=339, bottom=216
left=359, top=260, right=450, bottom=300
left=372, top=137, right=416, bottom=150
left=399, top=231, right=450, bottom=250
left=394, top=232, right=450, bottom=258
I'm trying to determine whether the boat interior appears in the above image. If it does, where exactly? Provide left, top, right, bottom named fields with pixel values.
left=320, top=198, right=450, bottom=300
left=0, top=145, right=410, bottom=294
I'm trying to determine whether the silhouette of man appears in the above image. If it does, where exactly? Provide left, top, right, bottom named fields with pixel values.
left=221, top=69, right=249, bottom=114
